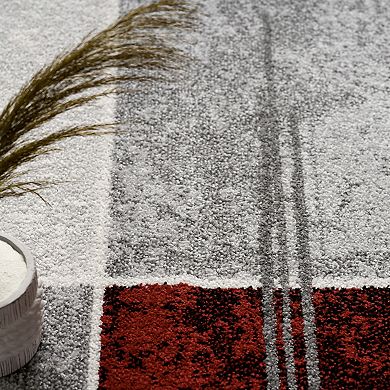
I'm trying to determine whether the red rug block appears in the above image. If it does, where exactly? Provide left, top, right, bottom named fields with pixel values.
left=313, top=288, right=389, bottom=389
left=99, top=285, right=389, bottom=389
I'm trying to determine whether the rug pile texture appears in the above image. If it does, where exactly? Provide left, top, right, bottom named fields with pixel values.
left=0, top=0, right=389, bottom=389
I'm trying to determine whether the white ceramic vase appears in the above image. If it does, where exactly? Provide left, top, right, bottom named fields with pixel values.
left=0, top=233, right=44, bottom=377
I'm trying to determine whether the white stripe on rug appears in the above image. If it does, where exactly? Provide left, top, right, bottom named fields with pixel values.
left=0, top=1, right=117, bottom=389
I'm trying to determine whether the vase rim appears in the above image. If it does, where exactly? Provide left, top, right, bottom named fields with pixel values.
left=0, top=232, right=35, bottom=309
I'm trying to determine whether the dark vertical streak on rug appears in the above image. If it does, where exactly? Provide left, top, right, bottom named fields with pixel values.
left=256, top=11, right=280, bottom=388
left=262, top=13, right=298, bottom=390
left=256, top=11, right=293, bottom=389
left=258, top=11, right=298, bottom=389
left=288, top=109, right=321, bottom=389
left=272, top=149, right=298, bottom=389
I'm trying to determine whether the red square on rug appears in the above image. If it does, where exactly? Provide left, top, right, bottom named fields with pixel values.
left=313, top=287, right=389, bottom=389
left=99, top=284, right=267, bottom=389
left=99, top=285, right=389, bottom=389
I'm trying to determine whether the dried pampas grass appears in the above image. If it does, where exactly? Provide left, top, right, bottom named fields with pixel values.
left=0, top=0, right=196, bottom=200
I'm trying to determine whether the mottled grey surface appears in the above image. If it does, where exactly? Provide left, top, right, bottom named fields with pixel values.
left=108, top=0, right=390, bottom=283
left=0, top=286, right=93, bottom=390
left=109, top=1, right=276, bottom=278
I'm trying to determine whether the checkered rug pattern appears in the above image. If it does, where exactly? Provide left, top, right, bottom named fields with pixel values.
left=0, top=1, right=389, bottom=389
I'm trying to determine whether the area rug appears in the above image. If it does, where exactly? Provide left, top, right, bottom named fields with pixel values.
left=0, top=0, right=389, bottom=389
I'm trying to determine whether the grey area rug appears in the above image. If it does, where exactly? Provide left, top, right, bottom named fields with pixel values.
left=0, top=0, right=389, bottom=389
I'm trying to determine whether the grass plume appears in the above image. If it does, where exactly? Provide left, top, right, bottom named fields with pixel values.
left=0, top=0, right=197, bottom=200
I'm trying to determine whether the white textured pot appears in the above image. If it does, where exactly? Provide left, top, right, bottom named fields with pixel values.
left=0, top=233, right=44, bottom=377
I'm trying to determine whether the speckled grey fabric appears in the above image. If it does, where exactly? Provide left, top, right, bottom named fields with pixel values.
left=0, top=286, right=93, bottom=390
left=108, top=0, right=390, bottom=282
